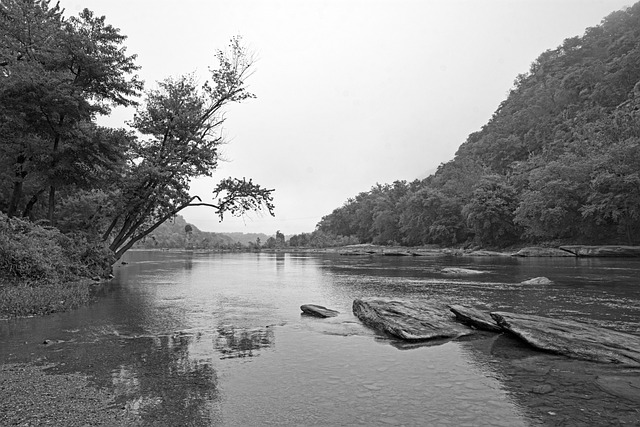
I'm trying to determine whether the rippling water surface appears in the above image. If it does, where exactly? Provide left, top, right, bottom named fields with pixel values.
left=2, top=250, right=640, bottom=426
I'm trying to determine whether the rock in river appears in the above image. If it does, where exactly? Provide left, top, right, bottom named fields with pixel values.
left=490, top=311, right=640, bottom=366
left=513, top=247, right=575, bottom=257
left=520, top=277, right=553, bottom=285
left=300, top=304, right=339, bottom=318
left=440, top=267, right=487, bottom=276
left=559, top=245, right=640, bottom=257
left=449, top=305, right=502, bottom=332
left=353, top=298, right=473, bottom=341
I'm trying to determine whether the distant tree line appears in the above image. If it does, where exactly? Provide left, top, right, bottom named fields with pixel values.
left=316, top=4, right=640, bottom=247
left=133, top=215, right=237, bottom=250
left=0, top=1, right=274, bottom=259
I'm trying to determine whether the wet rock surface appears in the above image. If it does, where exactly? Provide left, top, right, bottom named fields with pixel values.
left=449, top=304, right=502, bottom=332
left=471, top=335, right=640, bottom=426
left=513, top=247, right=575, bottom=257
left=300, top=304, right=339, bottom=318
left=352, top=298, right=473, bottom=341
left=491, top=311, right=640, bottom=366
left=595, top=373, right=640, bottom=404
left=440, top=267, right=487, bottom=276
left=464, top=250, right=512, bottom=257
left=520, top=277, right=553, bottom=285
left=560, top=245, right=640, bottom=257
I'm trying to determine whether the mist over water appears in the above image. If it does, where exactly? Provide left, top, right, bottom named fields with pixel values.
left=2, top=251, right=639, bottom=425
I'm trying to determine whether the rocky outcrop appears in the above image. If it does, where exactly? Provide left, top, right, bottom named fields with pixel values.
left=352, top=298, right=473, bottom=340
left=449, top=305, right=502, bottom=332
left=490, top=311, right=640, bottom=366
left=559, top=245, right=640, bottom=257
left=464, top=250, right=512, bottom=257
left=513, top=247, right=575, bottom=257
left=440, top=267, right=487, bottom=276
left=381, top=251, right=412, bottom=256
left=339, top=250, right=374, bottom=256
left=300, top=304, right=339, bottom=318
left=520, top=277, right=553, bottom=285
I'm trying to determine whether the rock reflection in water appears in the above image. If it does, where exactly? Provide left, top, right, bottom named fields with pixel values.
left=214, top=325, right=274, bottom=359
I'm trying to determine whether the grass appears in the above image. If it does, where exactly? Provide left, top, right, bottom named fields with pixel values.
left=0, top=279, right=93, bottom=318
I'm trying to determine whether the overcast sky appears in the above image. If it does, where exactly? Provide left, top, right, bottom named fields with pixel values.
left=61, top=0, right=631, bottom=236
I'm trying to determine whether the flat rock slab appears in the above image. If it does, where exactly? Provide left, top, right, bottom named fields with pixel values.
left=440, top=267, right=487, bottom=276
left=464, top=250, right=512, bottom=257
left=490, top=311, right=640, bottom=366
left=300, top=304, right=339, bottom=318
left=353, top=298, right=473, bottom=341
left=513, top=247, right=575, bottom=257
left=520, top=277, right=553, bottom=285
left=596, top=374, right=640, bottom=403
left=560, top=245, right=640, bottom=257
left=449, top=305, right=502, bottom=332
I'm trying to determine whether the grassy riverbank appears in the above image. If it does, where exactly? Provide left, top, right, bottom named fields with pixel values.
left=0, top=213, right=114, bottom=319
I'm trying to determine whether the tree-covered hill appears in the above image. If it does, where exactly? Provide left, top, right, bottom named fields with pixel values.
left=316, top=3, right=640, bottom=247
left=133, top=215, right=237, bottom=249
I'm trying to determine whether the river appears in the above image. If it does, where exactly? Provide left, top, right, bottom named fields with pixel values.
left=1, top=250, right=640, bottom=426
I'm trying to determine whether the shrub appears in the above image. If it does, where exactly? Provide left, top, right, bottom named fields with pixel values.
left=0, top=212, right=114, bottom=318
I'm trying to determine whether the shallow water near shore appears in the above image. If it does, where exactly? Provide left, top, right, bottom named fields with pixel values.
left=2, top=250, right=640, bottom=426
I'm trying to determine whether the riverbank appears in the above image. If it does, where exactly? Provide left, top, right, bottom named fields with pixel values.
left=277, top=243, right=640, bottom=258
left=0, top=363, right=138, bottom=426
left=0, top=213, right=114, bottom=319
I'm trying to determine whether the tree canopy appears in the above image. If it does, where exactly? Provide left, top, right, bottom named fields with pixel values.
left=0, top=1, right=274, bottom=258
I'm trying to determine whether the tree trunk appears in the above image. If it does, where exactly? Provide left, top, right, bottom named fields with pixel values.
left=22, top=188, right=46, bottom=219
left=47, top=185, right=56, bottom=225
left=111, top=197, right=199, bottom=258
left=47, top=125, right=63, bottom=225
left=7, top=154, right=27, bottom=218
left=7, top=180, right=24, bottom=218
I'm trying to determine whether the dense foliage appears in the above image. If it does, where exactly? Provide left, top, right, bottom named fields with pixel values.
left=317, top=3, right=640, bottom=247
left=0, top=212, right=114, bottom=316
left=0, top=1, right=275, bottom=260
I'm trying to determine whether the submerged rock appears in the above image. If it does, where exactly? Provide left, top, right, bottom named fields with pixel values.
left=490, top=311, right=640, bottom=366
left=449, top=305, right=502, bottom=332
left=464, top=250, right=512, bottom=257
left=352, top=298, right=473, bottom=341
left=596, top=374, right=640, bottom=403
left=339, top=251, right=373, bottom=256
left=300, top=304, right=339, bottom=318
left=559, top=245, right=640, bottom=258
left=513, top=247, right=575, bottom=257
left=440, top=267, right=487, bottom=276
left=520, top=277, right=553, bottom=285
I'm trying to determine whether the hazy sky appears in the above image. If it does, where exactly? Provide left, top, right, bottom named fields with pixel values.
left=60, top=0, right=631, bottom=236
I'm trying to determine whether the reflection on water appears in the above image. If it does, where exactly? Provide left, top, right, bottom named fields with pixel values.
left=1, top=250, right=639, bottom=426
left=110, top=333, right=218, bottom=425
left=214, top=325, right=274, bottom=359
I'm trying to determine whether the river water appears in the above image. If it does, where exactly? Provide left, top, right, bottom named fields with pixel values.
left=1, top=250, right=640, bottom=426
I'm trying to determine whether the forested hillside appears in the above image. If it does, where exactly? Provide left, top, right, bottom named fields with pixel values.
left=133, top=215, right=236, bottom=249
left=316, top=3, right=640, bottom=247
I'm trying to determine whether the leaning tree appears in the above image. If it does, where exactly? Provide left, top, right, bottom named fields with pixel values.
left=103, top=37, right=274, bottom=258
